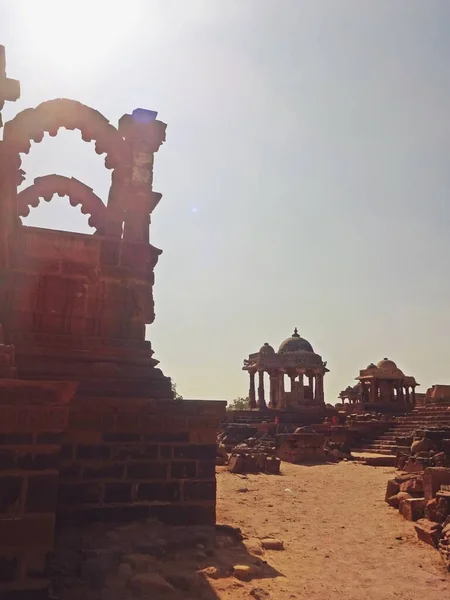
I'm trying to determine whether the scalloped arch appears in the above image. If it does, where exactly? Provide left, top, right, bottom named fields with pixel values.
left=3, top=98, right=128, bottom=169
left=17, top=174, right=107, bottom=231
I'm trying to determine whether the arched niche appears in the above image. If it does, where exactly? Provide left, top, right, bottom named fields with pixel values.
left=17, top=175, right=107, bottom=233
left=3, top=98, right=127, bottom=169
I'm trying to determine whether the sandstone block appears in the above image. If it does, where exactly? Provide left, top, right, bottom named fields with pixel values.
left=414, top=519, right=442, bottom=547
left=399, top=498, right=426, bottom=521
left=424, top=467, right=450, bottom=500
left=233, top=564, right=260, bottom=581
left=260, top=538, right=284, bottom=551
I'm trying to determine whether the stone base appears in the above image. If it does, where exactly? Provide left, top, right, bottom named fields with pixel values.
left=275, top=433, right=326, bottom=464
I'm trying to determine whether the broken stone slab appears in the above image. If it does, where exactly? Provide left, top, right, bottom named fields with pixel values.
left=414, top=519, right=443, bottom=548
left=424, top=467, right=450, bottom=500
left=399, top=498, right=426, bottom=521
left=395, top=472, right=423, bottom=484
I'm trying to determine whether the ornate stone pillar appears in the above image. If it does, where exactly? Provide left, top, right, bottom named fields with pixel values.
left=298, top=373, right=304, bottom=404
left=360, top=382, right=368, bottom=403
left=249, top=371, right=256, bottom=409
left=278, top=373, right=285, bottom=409
left=308, top=374, right=314, bottom=400
left=315, top=373, right=324, bottom=403
left=397, top=384, right=404, bottom=402
left=370, top=379, right=378, bottom=403
left=289, top=374, right=297, bottom=405
left=405, top=386, right=410, bottom=404
left=117, top=111, right=167, bottom=242
left=269, top=373, right=278, bottom=408
left=411, top=386, right=416, bottom=405
left=257, top=370, right=266, bottom=410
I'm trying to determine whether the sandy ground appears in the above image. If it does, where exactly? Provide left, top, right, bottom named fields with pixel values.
left=213, top=461, right=449, bottom=600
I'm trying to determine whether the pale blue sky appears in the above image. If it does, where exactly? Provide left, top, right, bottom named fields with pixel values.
left=1, top=0, right=450, bottom=403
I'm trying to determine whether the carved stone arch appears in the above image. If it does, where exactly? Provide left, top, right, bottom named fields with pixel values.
left=17, top=174, right=107, bottom=232
left=3, top=98, right=128, bottom=169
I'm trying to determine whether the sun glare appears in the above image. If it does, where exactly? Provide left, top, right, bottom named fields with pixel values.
left=16, top=0, right=143, bottom=74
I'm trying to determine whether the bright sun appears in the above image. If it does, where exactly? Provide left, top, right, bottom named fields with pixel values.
left=16, top=0, right=144, bottom=74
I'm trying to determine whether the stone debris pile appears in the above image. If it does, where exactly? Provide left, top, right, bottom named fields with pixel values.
left=218, top=424, right=281, bottom=474
left=385, top=467, right=450, bottom=570
left=50, top=519, right=283, bottom=598
left=396, top=427, right=450, bottom=472
left=228, top=451, right=281, bottom=475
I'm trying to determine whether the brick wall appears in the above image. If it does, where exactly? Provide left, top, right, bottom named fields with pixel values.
left=58, top=398, right=226, bottom=526
left=0, top=381, right=74, bottom=595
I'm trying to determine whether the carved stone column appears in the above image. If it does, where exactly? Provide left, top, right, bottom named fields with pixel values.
left=297, top=373, right=304, bottom=404
left=308, top=374, right=314, bottom=401
left=278, top=373, right=285, bottom=409
left=289, top=374, right=297, bottom=406
left=249, top=371, right=256, bottom=409
left=360, top=382, right=367, bottom=403
left=269, top=373, right=277, bottom=408
left=257, top=370, right=266, bottom=410
left=117, top=111, right=167, bottom=242
left=411, top=386, right=416, bottom=405
left=370, top=379, right=378, bottom=403
left=315, top=373, right=324, bottom=403
left=405, top=386, right=410, bottom=404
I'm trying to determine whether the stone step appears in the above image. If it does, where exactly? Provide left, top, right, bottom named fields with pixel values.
left=355, top=447, right=397, bottom=455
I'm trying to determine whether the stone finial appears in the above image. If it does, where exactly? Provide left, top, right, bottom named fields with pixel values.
left=293, top=327, right=299, bottom=337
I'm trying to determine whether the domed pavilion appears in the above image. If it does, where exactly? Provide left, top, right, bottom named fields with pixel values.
left=242, top=328, right=329, bottom=410
left=339, top=358, right=419, bottom=407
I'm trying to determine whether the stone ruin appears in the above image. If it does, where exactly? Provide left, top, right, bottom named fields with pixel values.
left=0, top=45, right=226, bottom=596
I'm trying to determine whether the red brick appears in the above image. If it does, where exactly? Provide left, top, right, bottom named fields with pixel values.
left=0, top=515, right=55, bottom=546
left=0, top=477, right=23, bottom=514
left=183, top=481, right=216, bottom=502
left=26, top=475, right=59, bottom=513
left=137, top=482, right=181, bottom=502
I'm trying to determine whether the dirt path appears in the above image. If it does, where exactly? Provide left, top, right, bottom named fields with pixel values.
left=214, top=461, right=449, bottom=600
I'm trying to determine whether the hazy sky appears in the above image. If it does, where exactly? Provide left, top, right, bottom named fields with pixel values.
left=1, top=0, right=450, bottom=403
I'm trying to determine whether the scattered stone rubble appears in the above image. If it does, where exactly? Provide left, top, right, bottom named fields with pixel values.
left=385, top=465, right=450, bottom=571
left=50, top=519, right=283, bottom=599
left=218, top=422, right=354, bottom=471
left=396, top=427, right=450, bottom=472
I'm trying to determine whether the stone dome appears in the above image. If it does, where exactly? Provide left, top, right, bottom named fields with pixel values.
left=278, top=328, right=314, bottom=354
left=377, top=358, right=398, bottom=371
left=259, top=342, right=275, bottom=356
